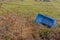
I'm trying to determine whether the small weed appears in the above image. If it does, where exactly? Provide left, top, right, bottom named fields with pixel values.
left=3, top=34, right=11, bottom=40
left=39, top=28, right=50, bottom=39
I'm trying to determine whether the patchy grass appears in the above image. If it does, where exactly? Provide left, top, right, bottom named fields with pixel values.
left=0, top=1, right=60, bottom=25
left=0, top=1, right=60, bottom=40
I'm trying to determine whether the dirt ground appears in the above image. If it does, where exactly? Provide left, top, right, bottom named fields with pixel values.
left=0, top=13, right=60, bottom=40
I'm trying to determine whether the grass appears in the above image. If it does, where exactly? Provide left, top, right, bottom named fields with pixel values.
left=0, top=1, right=60, bottom=18
left=0, top=1, right=60, bottom=25
left=0, top=0, right=60, bottom=40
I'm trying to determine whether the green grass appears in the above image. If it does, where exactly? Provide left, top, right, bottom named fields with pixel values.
left=0, top=1, right=60, bottom=20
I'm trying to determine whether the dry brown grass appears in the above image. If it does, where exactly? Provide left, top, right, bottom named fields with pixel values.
left=0, top=13, right=39, bottom=40
left=0, top=13, right=60, bottom=40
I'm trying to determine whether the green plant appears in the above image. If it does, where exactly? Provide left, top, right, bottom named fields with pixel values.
left=3, top=34, right=11, bottom=40
left=39, top=28, right=50, bottom=39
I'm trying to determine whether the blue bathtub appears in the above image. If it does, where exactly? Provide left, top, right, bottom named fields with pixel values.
left=35, top=13, right=56, bottom=28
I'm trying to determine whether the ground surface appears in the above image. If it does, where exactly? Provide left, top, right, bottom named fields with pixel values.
left=0, top=0, right=60, bottom=40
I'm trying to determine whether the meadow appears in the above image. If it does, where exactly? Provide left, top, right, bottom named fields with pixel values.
left=0, top=0, right=60, bottom=40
